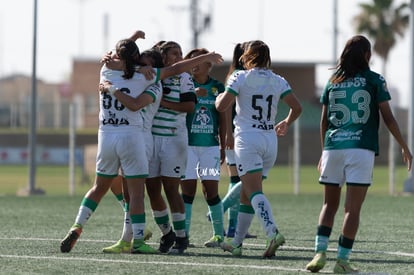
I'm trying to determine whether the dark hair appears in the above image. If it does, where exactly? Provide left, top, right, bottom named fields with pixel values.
left=240, top=40, right=270, bottom=70
left=225, top=42, right=249, bottom=82
left=140, top=49, right=164, bottom=68
left=115, top=39, right=140, bottom=79
left=152, top=40, right=166, bottom=50
left=331, top=35, right=371, bottom=83
left=184, top=48, right=209, bottom=59
left=155, top=41, right=181, bottom=56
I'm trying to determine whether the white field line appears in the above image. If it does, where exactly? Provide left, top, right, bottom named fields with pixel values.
left=0, top=236, right=409, bottom=274
left=0, top=234, right=412, bottom=273
left=0, top=236, right=413, bottom=258
left=0, top=254, right=315, bottom=273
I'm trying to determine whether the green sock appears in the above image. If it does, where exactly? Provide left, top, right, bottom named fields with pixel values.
left=223, top=181, right=241, bottom=213
left=337, top=235, right=354, bottom=260
left=182, top=194, right=194, bottom=237
left=224, top=181, right=241, bottom=229
left=114, top=193, right=125, bottom=208
left=315, top=225, right=331, bottom=252
left=207, top=196, right=224, bottom=238
left=184, top=202, right=193, bottom=236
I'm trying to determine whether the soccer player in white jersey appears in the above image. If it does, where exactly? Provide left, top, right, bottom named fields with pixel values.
left=60, top=38, right=223, bottom=254
left=101, top=49, right=164, bottom=253
left=60, top=38, right=160, bottom=254
left=102, top=42, right=223, bottom=255
left=212, top=42, right=256, bottom=239
left=305, top=35, right=412, bottom=274
left=146, top=41, right=196, bottom=254
left=215, top=40, right=302, bottom=258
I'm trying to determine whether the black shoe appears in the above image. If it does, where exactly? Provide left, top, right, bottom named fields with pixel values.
left=60, top=226, right=82, bottom=253
left=158, top=229, right=176, bottom=253
left=245, top=232, right=257, bottom=239
left=170, top=236, right=189, bottom=254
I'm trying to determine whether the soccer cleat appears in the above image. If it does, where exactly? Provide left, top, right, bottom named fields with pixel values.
left=158, top=229, right=176, bottom=253
left=131, top=239, right=158, bottom=254
left=170, top=236, right=189, bottom=254
left=245, top=232, right=257, bottom=239
left=221, top=241, right=242, bottom=256
left=204, top=235, right=223, bottom=248
left=224, top=230, right=257, bottom=239
left=143, top=228, right=153, bottom=241
left=102, top=239, right=131, bottom=253
left=226, top=229, right=257, bottom=239
left=262, top=232, right=285, bottom=258
left=305, top=252, right=327, bottom=273
left=60, top=224, right=82, bottom=253
left=226, top=227, right=236, bottom=238
left=333, top=259, right=359, bottom=274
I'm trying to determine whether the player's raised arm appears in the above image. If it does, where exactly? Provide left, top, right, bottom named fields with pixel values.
left=159, top=52, right=223, bottom=80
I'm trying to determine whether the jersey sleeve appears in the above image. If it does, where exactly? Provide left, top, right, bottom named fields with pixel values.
left=143, top=83, right=162, bottom=103
left=180, top=72, right=196, bottom=94
left=225, top=70, right=243, bottom=96
left=375, top=74, right=391, bottom=103
left=179, top=72, right=197, bottom=102
left=320, top=80, right=331, bottom=105
left=277, top=75, right=292, bottom=99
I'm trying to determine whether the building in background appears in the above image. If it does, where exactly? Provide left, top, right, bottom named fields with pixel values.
left=0, top=59, right=408, bottom=166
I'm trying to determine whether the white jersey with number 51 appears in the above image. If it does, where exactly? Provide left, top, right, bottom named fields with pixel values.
left=225, top=68, right=292, bottom=135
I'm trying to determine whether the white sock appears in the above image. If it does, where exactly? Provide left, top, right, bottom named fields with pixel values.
left=74, top=205, right=93, bottom=227
left=120, top=211, right=132, bottom=242
left=232, top=210, right=254, bottom=246
left=153, top=209, right=171, bottom=235
left=251, top=193, right=278, bottom=238
left=171, top=212, right=186, bottom=238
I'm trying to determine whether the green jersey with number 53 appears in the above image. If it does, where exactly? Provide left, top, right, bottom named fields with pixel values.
left=321, top=69, right=391, bottom=155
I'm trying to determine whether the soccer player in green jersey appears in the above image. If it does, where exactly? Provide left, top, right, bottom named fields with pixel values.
left=180, top=48, right=226, bottom=247
left=305, top=35, right=412, bottom=274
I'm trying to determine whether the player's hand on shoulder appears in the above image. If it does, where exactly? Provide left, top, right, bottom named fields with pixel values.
left=101, top=51, right=115, bottom=64
left=136, top=65, right=155, bottom=80
left=99, top=80, right=113, bottom=94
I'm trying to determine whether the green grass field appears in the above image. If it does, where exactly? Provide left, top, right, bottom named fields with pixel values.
left=0, top=164, right=412, bottom=196
left=0, top=165, right=413, bottom=274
